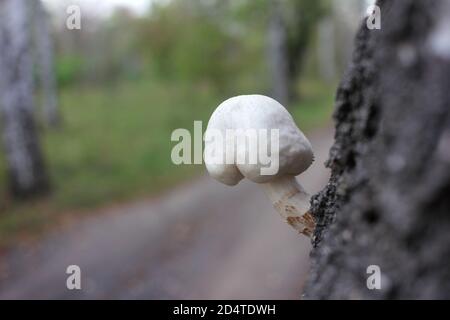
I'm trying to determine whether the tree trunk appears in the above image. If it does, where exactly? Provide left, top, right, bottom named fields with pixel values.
left=0, top=0, right=50, bottom=198
left=31, top=0, right=61, bottom=128
left=267, top=0, right=290, bottom=106
left=317, top=16, right=336, bottom=83
left=304, top=0, right=450, bottom=299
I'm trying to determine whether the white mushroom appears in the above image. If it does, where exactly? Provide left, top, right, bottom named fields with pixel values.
left=204, top=94, right=315, bottom=237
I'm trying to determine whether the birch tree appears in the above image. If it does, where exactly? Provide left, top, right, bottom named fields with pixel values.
left=317, top=16, right=336, bottom=83
left=268, top=0, right=289, bottom=106
left=0, top=0, right=50, bottom=198
left=305, top=0, right=450, bottom=299
left=267, top=0, right=325, bottom=105
left=31, top=0, right=61, bottom=127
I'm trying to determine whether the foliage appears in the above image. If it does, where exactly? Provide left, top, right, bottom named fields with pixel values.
left=0, top=0, right=335, bottom=245
left=56, top=55, right=84, bottom=87
left=0, top=78, right=334, bottom=246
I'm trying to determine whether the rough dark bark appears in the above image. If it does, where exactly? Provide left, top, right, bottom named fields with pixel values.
left=0, top=0, right=50, bottom=198
left=304, top=0, right=450, bottom=299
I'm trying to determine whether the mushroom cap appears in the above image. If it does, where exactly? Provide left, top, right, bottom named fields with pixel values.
left=204, top=95, right=314, bottom=185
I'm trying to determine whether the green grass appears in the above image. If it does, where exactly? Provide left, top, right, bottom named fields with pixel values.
left=0, top=78, right=335, bottom=247
left=44, top=80, right=218, bottom=208
left=292, top=79, right=336, bottom=131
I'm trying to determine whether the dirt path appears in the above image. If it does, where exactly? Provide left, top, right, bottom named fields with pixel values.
left=0, top=129, right=333, bottom=299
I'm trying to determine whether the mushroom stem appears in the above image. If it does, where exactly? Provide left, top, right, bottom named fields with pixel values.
left=261, top=175, right=315, bottom=237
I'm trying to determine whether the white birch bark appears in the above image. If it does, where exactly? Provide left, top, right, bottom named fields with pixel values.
left=31, top=0, right=60, bottom=127
left=267, top=0, right=289, bottom=106
left=0, top=0, right=50, bottom=197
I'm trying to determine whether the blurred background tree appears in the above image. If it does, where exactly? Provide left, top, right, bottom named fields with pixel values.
left=0, top=0, right=364, bottom=244
left=0, top=0, right=50, bottom=199
left=270, top=0, right=326, bottom=105
left=31, top=0, right=61, bottom=128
